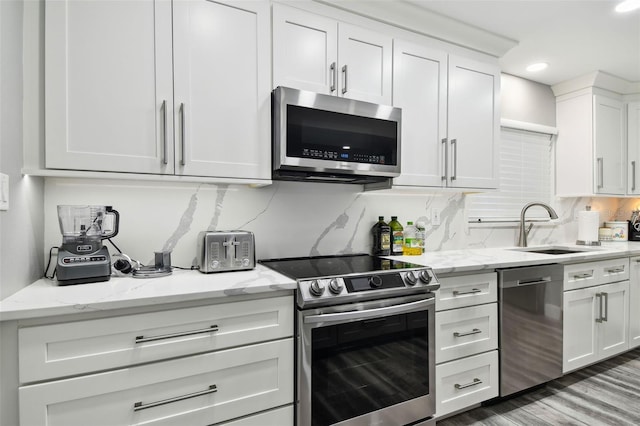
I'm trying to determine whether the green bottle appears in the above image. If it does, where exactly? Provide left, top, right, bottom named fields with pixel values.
left=371, top=216, right=391, bottom=256
left=388, top=216, right=404, bottom=256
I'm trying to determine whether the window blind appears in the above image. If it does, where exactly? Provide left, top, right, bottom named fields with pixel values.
left=467, top=126, right=555, bottom=222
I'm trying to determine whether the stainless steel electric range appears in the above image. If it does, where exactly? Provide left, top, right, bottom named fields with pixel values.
left=260, top=254, right=440, bottom=426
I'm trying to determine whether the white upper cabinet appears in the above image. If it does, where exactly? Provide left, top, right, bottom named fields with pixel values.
left=45, top=0, right=270, bottom=181
left=392, top=40, right=447, bottom=187
left=628, top=102, right=640, bottom=195
left=173, top=0, right=270, bottom=179
left=272, top=3, right=392, bottom=105
left=392, top=41, right=500, bottom=189
left=556, top=90, right=626, bottom=196
left=446, top=56, right=500, bottom=189
left=45, top=0, right=174, bottom=174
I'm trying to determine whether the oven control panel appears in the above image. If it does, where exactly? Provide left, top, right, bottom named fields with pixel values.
left=297, top=268, right=439, bottom=307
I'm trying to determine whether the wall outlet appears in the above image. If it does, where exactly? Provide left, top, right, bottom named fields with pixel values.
left=431, top=208, right=441, bottom=226
left=0, top=173, right=8, bottom=211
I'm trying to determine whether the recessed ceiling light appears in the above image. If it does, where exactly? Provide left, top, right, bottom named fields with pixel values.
left=526, top=62, right=548, bottom=72
left=616, top=0, right=640, bottom=13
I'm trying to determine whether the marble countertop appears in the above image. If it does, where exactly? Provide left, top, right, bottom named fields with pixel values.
left=2, top=242, right=640, bottom=321
left=392, top=241, right=640, bottom=275
left=0, top=264, right=297, bottom=321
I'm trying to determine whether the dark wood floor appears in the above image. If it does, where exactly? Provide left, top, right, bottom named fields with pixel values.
left=437, top=347, right=640, bottom=426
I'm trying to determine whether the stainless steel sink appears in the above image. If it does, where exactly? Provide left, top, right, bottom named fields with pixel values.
left=510, top=246, right=601, bottom=255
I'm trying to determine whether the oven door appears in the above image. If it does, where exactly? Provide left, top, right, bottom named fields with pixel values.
left=297, top=293, right=435, bottom=426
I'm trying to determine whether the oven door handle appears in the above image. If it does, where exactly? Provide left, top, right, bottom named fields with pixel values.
left=303, top=298, right=433, bottom=325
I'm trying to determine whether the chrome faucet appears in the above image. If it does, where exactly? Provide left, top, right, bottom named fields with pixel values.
left=518, top=202, right=559, bottom=247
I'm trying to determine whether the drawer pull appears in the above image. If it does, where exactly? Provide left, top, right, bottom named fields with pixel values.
left=133, top=384, right=217, bottom=412
left=452, top=288, right=482, bottom=296
left=605, top=267, right=625, bottom=274
left=572, top=273, right=593, bottom=279
left=453, top=328, right=481, bottom=338
left=454, top=378, right=482, bottom=390
left=135, top=325, right=219, bottom=344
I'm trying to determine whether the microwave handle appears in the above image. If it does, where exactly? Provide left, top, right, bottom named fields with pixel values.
left=304, top=298, right=432, bottom=325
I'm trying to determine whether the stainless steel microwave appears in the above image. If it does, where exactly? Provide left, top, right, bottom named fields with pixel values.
left=272, top=86, right=401, bottom=184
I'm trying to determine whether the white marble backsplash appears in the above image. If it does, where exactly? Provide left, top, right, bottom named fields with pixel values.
left=43, top=178, right=639, bottom=269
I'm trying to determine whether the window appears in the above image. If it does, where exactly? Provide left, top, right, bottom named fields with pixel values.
left=467, top=123, right=556, bottom=222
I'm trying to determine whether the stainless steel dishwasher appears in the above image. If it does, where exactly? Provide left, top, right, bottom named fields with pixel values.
left=497, top=264, right=564, bottom=397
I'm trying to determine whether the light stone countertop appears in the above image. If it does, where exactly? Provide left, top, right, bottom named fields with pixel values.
left=391, top=241, right=640, bottom=275
left=0, top=264, right=296, bottom=321
left=2, top=242, right=640, bottom=321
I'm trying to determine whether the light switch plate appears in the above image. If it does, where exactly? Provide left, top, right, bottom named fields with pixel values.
left=0, top=173, right=9, bottom=211
left=431, top=208, right=441, bottom=226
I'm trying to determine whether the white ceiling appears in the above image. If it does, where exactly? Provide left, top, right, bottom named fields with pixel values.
left=405, top=0, right=640, bottom=87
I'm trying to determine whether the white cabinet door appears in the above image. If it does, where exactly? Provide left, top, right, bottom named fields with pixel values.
left=630, top=257, right=640, bottom=348
left=446, top=55, right=500, bottom=189
left=337, top=23, right=392, bottom=104
left=391, top=40, right=447, bottom=187
left=628, top=102, right=640, bottom=195
left=45, top=0, right=174, bottom=174
left=271, top=4, right=392, bottom=104
left=594, top=95, right=626, bottom=195
left=598, top=280, right=630, bottom=359
left=173, top=0, right=270, bottom=179
left=563, top=280, right=630, bottom=373
left=272, top=4, right=338, bottom=94
left=563, top=286, right=599, bottom=373
left=19, top=339, right=294, bottom=426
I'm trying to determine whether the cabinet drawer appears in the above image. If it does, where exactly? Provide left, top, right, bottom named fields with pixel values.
left=436, top=272, right=497, bottom=311
left=435, top=350, right=499, bottom=418
left=19, top=339, right=294, bottom=426
left=565, top=258, right=629, bottom=291
left=436, top=303, right=498, bottom=364
left=19, top=296, right=293, bottom=383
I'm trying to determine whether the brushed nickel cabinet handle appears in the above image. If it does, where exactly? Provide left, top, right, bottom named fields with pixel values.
left=606, top=267, right=625, bottom=273
left=341, top=65, right=348, bottom=94
left=135, top=325, right=219, bottom=344
left=180, top=102, right=186, bottom=166
left=442, top=138, right=448, bottom=181
left=330, top=62, right=336, bottom=93
left=455, top=378, right=482, bottom=390
left=453, top=288, right=481, bottom=296
left=573, top=272, right=593, bottom=279
left=597, top=157, right=604, bottom=189
left=133, top=385, right=217, bottom=411
left=453, top=328, right=481, bottom=338
left=632, top=161, right=637, bottom=192
left=161, top=100, right=168, bottom=165
left=451, top=138, right=458, bottom=181
left=601, top=291, right=608, bottom=322
left=595, top=293, right=603, bottom=323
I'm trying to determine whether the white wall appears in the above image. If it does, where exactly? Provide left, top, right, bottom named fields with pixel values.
left=501, top=73, right=557, bottom=126
left=0, top=0, right=44, bottom=301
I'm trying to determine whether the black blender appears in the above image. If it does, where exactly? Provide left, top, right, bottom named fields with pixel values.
left=56, top=205, right=119, bottom=285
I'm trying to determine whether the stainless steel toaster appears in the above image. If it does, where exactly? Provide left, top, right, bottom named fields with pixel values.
left=197, top=231, right=255, bottom=273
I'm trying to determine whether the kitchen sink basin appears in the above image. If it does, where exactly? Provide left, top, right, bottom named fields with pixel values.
left=510, top=246, right=601, bottom=255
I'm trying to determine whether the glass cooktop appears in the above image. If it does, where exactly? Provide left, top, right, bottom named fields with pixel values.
left=259, top=254, right=425, bottom=279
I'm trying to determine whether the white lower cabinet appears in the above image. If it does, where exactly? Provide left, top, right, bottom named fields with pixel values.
left=435, top=272, right=499, bottom=419
left=435, top=350, right=499, bottom=417
left=17, top=296, right=295, bottom=426
left=563, top=259, right=630, bottom=373
left=630, top=256, right=640, bottom=348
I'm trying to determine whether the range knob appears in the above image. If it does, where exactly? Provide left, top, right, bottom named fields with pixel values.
left=368, top=275, right=383, bottom=288
left=404, top=271, right=418, bottom=286
left=329, top=278, right=344, bottom=294
left=419, top=270, right=432, bottom=284
left=309, top=280, right=325, bottom=297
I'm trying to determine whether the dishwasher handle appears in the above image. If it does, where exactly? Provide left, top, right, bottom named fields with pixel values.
left=501, top=276, right=557, bottom=288
left=498, top=265, right=564, bottom=289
